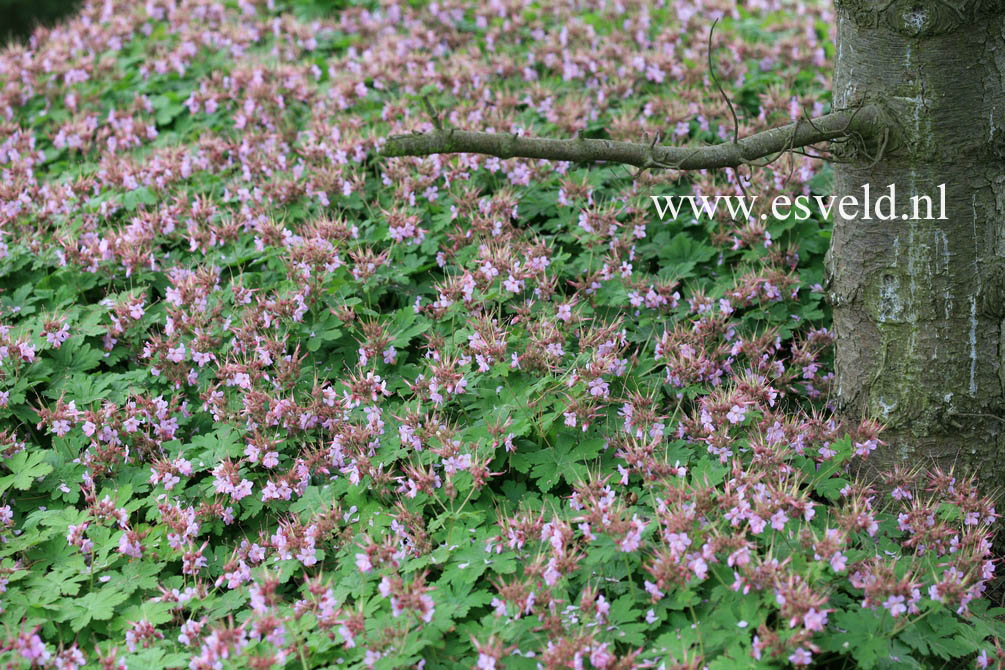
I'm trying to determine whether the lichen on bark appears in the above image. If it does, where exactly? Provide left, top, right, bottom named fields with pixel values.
left=827, top=2, right=1005, bottom=487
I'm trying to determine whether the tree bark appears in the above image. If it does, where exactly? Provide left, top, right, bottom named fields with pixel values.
left=826, top=0, right=1005, bottom=486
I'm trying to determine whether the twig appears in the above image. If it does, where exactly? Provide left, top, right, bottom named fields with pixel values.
left=380, top=105, right=884, bottom=171
left=950, top=411, right=1005, bottom=423
left=421, top=96, right=442, bottom=131
left=704, top=19, right=751, bottom=201
left=707, top=18, right=739, bottom=145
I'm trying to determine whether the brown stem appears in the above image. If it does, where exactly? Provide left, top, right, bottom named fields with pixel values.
left=379, top=104, right=885, bottom=171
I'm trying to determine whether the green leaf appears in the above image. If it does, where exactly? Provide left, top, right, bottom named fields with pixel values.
left=689, top=458, right=727, bottom=488
left=153, top=99, right=185, bottom=126
left=47, top=340, right=103, bottom=374
left=0, top=450, right=54, bottom=493
left=815, top=476, right=848, bottom=501
left=123, top=187, right=158, bottom=211
left=389, top=307, right=429, bottom=347
left=70, top=586, right=130, bottom=631
left=657, top=232, right=718, bottom=278
left=520, top=438, right=591, bottom=492
left=809, top=164, right=833, bottom=196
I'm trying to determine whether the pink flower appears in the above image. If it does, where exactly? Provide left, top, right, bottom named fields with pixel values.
left=588, top=377, right=609, bottom=398
left=16, top=630, right=50, bottom=664
left=248, top=544, right=266, bottom=563
left=619, top=516, right=645, bottom=552
left=167, top=343, right=186, bottom=363
left=182, top=545, right=208, bottom=576
left=543, top=558, right=562, bottom=585
left=855, top=438, right=878, bottom=456
left=118, top=531, right=143, bottom=558
left=249, top=583, right=269, bottom=613
left=53, top=644, right=85, bottom=670
left=17, top=341, right=35, bottom=362
left=789, top=648, right=812, bottom=666
left=883, top=594, right=907, bottom=617
left=125, top=620, right=163, bottom=652
left=229, top=372, right=251, bottom=389
left=231, top=479, right=254, bottom=501
left=503, top=275, right=524, bottom=293
left=417, top=593, right=435, bottom=622
left=338, top=623, right=356, bottom=649
left=689, top=556, right=708, bottom=580
left=665, top=532, right=691, bottom=557
left=803, top=608, right=828, bottom=632
left=244, top=443, right=260, bottom=462
left=178, top=620, right=203, bottom=646
left=46, top=327, right=70, bottom=348
left=590, top=644, right=615, bottom=668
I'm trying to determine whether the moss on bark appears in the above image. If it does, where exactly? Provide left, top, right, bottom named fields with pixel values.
left=828, top=2, right=1005, bottom=489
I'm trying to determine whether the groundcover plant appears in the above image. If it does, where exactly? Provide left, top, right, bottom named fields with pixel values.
left=0, top=0, right=1002, bottom=668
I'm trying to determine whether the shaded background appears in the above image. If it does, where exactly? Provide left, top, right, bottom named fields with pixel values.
left=1, top=0, right=83, bottom=44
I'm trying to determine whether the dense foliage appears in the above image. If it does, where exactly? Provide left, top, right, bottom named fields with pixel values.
left=0, top=0, right=1002, bottom=668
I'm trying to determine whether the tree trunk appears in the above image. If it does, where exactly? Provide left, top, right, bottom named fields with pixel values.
left=826, top=1, right=1005, bottom=486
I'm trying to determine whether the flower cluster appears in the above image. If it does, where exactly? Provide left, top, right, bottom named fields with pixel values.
left=0, top=0, right=999, bottom=669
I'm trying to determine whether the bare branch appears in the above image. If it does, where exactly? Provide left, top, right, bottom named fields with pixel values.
left=379, top=104, right=885, bottom=171
left=707, top=18, right=739, bottom=146
left=420, top=96, right=443, bottom=131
